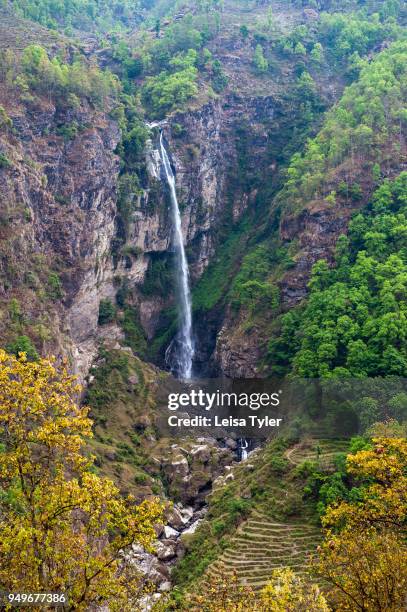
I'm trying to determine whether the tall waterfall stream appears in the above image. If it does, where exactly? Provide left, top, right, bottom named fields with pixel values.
left=159, top=133, right=194, bottom=380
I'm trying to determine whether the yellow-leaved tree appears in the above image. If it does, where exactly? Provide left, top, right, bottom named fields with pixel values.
left=180, top=568, right=329, bottom=611
left=315, top=436, right=407, bottom=611
left=0, top=350, right=163, bottom=611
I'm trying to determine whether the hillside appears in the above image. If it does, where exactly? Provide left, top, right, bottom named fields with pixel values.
left=0, top=0, right=406, bottom=610
left=172, top=437, right=349, bottom=593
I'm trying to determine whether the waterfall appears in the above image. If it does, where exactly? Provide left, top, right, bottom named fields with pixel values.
left=160, top=132, right=194, bottom=380
left=239, top=439, right=248, bottom=461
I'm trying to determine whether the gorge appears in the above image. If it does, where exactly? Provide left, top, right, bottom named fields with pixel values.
left=0, top=0, right=406, bottom=609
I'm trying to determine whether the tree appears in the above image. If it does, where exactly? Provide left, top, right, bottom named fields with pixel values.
left=0, top=350, right=163, bottom=611
left=266, top=7, right=274, bottom=32
left=253, top=44, right=268, bottom=73
left=311, top=42, right=324, bottom=63
left=142, top=62, right=198, bottom=117
left=315, top=437, right=407, bottom=611
left=357, top=396, right=380, bottom=432
left=98, top=298, right=116, bottom=324
left=240, top=24, right=249, bottom=40
left=184, top=568, right=328, bottom=611
left=294, top=42, right=306, bottom=56
left=211, top=59, right=228, bottom=92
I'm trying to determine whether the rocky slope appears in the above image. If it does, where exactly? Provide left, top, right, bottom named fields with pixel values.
left=0, top=69, right=121, bottom=378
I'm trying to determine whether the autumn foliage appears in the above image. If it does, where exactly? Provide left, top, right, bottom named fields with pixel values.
left=183, top=568, right=328, bottom=612
left=315, top=436, right=407, bottom=611
left=0, top=350, right=163, bottom=611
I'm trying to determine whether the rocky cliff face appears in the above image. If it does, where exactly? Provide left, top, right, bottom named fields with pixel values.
left=0, top=71, right=280, bottom=380
left=162, top=95, right=276, bottom=278
left=0, top=84, right=277, bottom=380
left=0, top=88, right=121, bottom=376
left=117, top=94, right=278, bottom=370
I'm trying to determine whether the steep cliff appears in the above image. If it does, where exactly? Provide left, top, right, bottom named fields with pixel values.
left=0, top=14, right=122, bottom=377
left=1, top=0, right=405, bottom=384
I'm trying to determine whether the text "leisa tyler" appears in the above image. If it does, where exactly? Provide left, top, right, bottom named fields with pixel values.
left=168, top=415, right=283, bottom=428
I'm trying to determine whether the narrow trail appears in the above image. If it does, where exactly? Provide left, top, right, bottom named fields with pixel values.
left=284, top=439, right=350, bottom=468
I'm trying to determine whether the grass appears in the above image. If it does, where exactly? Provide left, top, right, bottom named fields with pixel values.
left=192, top=219, right=250, bottom=312
left=85, top=348, right=163, bottom=497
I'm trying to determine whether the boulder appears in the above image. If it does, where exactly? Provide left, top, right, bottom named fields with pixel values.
left=166, top=506, right=185, bottom=530
left=163, top=525, right=180, bottom=539
left=225, top=438, right=237, bottom=450
left=182, top=518, right=203, bottom=536
left=156, top=540, right=177, bottom=561
left=128, top=373, right=139, bottom=385
left=178, top=505, right=194, bottom=524
left=190, top=444, right=211, bottom=462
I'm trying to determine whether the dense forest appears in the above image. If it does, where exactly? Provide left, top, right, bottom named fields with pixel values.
left=0, top=0, right=406, bottom=610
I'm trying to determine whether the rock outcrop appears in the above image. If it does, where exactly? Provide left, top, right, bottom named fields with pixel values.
left=0, top=87, right=121, bottom=377
left=150, top=439, right=233, bottom=506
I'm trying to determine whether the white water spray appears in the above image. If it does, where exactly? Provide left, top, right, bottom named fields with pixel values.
left=160, top=132, right=194, bottom=379
left=240, top=439, right=248, bottom=461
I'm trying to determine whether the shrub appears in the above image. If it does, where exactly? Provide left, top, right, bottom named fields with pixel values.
left=6, top=335, right=38, bottom=361
left=47, top=272, right=63, bottom=300
left=98, top=299, right=116, bottom=325
left=253, top=44, right=268, bottom=73
left=0, top=153, right=11, bottom=168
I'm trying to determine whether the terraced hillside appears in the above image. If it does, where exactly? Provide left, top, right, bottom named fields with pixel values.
left=174, top=438, right=350, bottom=593
left=205, top=511, right=321, bottom=591
left=285, top=439, right=350, bottom=468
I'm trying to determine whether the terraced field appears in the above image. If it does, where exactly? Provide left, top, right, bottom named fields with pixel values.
left=204, top=440, right=349, bottom=591
left=285, top=439, right=350, bottom=469
left=205, top=511, right=321, bottom=591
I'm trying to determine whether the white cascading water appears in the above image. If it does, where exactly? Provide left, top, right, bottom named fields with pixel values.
left=240, top=439, right=248, bottom=461
left=160, top=132, right=194, bottom=380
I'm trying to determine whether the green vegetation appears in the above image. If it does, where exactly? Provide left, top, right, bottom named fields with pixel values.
left=278, top=2, right=405, bottom=66
left=253, top=44, right=268, bottom=74
left=98, top=299, right=116, bottom=325
left=0, top=45, right=119, bottom=108
left=0, top=153, right=11, bottom=169
left=230, top=242, right=296, bottom=312
left=86, top=349, right=139, bottom=411
left=192, top=224, right=248, bottom=313
left=11, top=0, right=145, bottom=32
left=277, top=41, right=407, bottom=215
left=46, top=272, right=63, bottom=300
left=270, top=173, right=407, bottom=377
left=84, top=348, right=163, bottom=496
left=121, top=305, right=148, bottom=356
left=141, top=49, right=198, bottom=117
left=141, top=254, right=174, bottom=297
left=6, top=335, right=39, bottom=361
